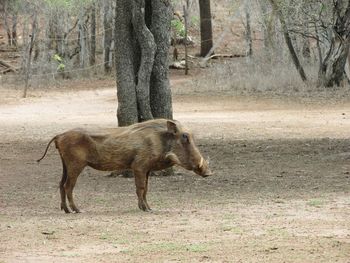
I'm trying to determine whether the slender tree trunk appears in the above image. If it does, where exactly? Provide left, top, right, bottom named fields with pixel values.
left=244, top=0, right=252, bottom=57
left=2, top=13, right=12, bottom=46
left=78, top=10, right=89, bottom=68
left=23, top=13, right=38, bottom=98
left=11, top=14, right=17, bottom=47
left=199, top=0, right=213, bottom=57
left=269, top=0, right=307, bottom=82
left=90, top=3, right=96, bottom=66
left=103, top=1, right=113, bottom=73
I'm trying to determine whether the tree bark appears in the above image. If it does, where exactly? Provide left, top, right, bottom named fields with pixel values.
left=115, top=0, right=173, bottom=123
left=199, top=0, right=213, bottom=57
left=149, top=0, right=173, bottom=119
left=90, top=3, right=96, bottom=66
left=103, top=1, right=113, bottom=73
left=115, top=0, right=139, bottom=126
left=317, top=0, right=350, bottom=87
left=269, top=0, right=307, bottom=82
left=78, top=10, right=89, bottom=68
left=23, top=12, right=38, bottom=98
left=11, top=14, right=17, bottom=47
left=244, top=0, right=252, bottom=57
left=132, top=0, right=156, bottom=121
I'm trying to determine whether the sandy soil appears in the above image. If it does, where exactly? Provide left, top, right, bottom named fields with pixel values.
left=0, top=78, right=350, bottom=263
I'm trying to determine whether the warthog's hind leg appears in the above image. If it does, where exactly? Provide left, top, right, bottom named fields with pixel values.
left=65, top=165, right=84, bottom=213
left=59, top=158, right=70, bottom=213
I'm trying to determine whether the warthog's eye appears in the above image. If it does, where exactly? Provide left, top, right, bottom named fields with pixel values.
left=182, top=133, right=189, bottom=143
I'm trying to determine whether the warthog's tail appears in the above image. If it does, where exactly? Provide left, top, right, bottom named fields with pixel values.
left=37, top=136, right=57, bottom=163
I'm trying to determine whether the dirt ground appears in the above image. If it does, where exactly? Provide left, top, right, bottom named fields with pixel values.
left=0, top=74, right=350, bottom=263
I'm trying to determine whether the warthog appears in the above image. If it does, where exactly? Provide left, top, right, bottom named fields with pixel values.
left=37, top=119, right=212, bottom=213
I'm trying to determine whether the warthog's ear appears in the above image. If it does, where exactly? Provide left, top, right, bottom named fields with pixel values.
left=167, top=120, right=178, bottom=134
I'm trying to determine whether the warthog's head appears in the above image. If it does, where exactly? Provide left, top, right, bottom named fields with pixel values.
left=165, top=120, right=212, bottom=177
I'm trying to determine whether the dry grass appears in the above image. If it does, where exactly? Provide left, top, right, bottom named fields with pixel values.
left=175, top=56, right=350, bottom=104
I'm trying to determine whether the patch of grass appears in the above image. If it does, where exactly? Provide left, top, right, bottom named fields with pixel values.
left=95, top=197, right=107, bottom=204
left=186, top=244, right=209, bottom=252
left=123, top=242, right=210, bottom=255
left=222, top=213, right=236, bottom=221
left=307, top=199, right=324, bottom=207
left=222, top=226, right=243, bottom=234
left=114, top=238, right=129, bottom=245
left=99, top=233, right=111, bottom=240
left=267, top=228, right=290, bottom=237
left=61, top=252, right=80, bottom=257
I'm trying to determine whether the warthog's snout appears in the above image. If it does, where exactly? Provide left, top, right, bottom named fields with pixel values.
left=193, top=156, right=213, bottom=177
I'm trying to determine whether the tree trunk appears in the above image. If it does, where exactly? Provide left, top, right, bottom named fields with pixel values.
left=23, top=12, right=38, bottom=98
left=149, top=0, right=173, bottom=119
left=103, top=1, right=113, bottom=73
left=244, top=0, right=252, bottom=57
left=114, top=0, right=173, bottom=176
left=4, top=17, right=12, bottom=46
left=317, top=1, right=350, bottom=87
left=199, top=0, right=213, bottom=57
left=318, top=33, right=350, bottom=87
left=132, top=0, right=156, bottom=121
left=269, top=0, right=307, bottom=82
left=115, top=0, right=139, bottom=126
left=78, top=10, right=89, bottom=68
left=90, top=3, right=96, bottom=66
left=115, top=0, right=173, bottom=124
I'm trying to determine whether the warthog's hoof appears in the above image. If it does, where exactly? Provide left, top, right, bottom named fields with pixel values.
left=70, top=206, right=81, bottom=213
left=138, top=201, right=152, bottom=212
left=61, top=204, right=70, bottom=213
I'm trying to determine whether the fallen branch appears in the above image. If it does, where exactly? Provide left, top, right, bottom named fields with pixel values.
left=0, top=59, right=18, bottom=72
left=170, top=60, right=186, bottom=69
left=0, top=48, right=17, bottom=52
left=199, top=53, right=245, bottom=67
left=207, top=53, right=245, bottom=59
left=0, top=68, right=12, bottom=74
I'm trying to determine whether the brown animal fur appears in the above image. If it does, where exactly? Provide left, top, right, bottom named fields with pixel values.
left=37, top=119, right=212, bottom=213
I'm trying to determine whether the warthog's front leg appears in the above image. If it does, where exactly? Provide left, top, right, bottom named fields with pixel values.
left=143, top=172, right=151, bottom=211
left=134, top=170, right=151, bottom=212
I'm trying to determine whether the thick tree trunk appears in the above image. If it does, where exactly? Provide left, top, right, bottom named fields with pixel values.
left=115, top=0, right=174, bottom=177
left=115, top=0, right=138, bottom=126
left=132, top=0, right=156, bottom=121
left=149, top=0, right=173, bottom=119
left=199, top=0, right=213, bottom=57
left=269, top=0, right=307, bottom=82
left=115, top=0, right=173, bottom=122
left=317, top=1, right=350, bottom=87
left=318, top=36, right=350, bottom=87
